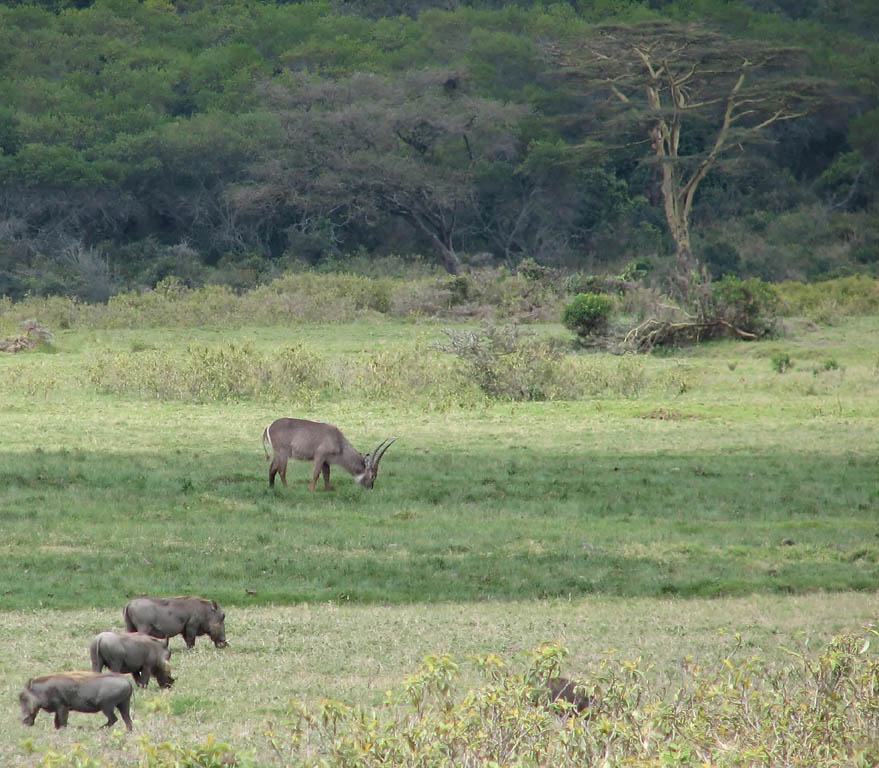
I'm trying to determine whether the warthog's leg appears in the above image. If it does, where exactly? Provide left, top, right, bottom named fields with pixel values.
left=54, top=706, right=69, bottom=729
left=118, top=701, right=133, bottom=731
left=100, top=705, right=118, bottom=729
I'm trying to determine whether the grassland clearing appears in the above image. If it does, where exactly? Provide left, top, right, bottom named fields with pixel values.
left=0, top=314, right=877, bottom=764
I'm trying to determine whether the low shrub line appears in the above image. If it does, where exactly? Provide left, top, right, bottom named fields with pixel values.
left=27, top=633, right=879, bottom=767
left=3, top=272, right=878, bottom=337
left=84, top=333, right=693, bottom=404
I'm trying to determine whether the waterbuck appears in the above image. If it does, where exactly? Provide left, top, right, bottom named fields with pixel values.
left=262, top=418, right=396, bottom=491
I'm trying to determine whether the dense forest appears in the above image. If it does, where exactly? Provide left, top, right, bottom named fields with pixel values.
left=0, top=0, right=877, bottom=301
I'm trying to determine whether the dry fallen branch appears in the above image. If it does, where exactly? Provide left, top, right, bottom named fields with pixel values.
left=0, top=319, right=53, bottom=353
left=624, top=316, right=757, bottom=351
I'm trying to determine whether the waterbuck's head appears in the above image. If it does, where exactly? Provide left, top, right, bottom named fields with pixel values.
left=357, top=438, right=397, bottom=489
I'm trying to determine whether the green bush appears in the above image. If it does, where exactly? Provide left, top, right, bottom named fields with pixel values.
left=709, top=275, right=780, bottom=337
left=771, top=351, right=793, bottom=373
left=436, top=322, right=574, bottom=401
left=28, top=633, right=879, bottom=767
left=777, top=275, right=879, bottom=321
left=562, top=292, right=614, bottom=341
left=85, top=342, right=335, bottom=404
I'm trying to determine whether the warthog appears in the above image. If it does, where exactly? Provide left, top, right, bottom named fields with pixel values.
left=89, top=631, right=174, bottom=688
left=545, top=677, right=594, bottom=714
left=124, top=596, right=228, bottom=648
left=19, top=671, right=133, bottom=730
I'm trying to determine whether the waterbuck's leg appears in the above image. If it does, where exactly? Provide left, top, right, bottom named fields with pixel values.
left=270, top=456, right=288, bottom=488
left=309, top=458, right=323, bottom=491
left=321, top=461, right=333, bottom=491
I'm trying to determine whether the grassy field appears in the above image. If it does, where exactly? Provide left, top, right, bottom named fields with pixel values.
left=0, top=315, right=878, bottom=764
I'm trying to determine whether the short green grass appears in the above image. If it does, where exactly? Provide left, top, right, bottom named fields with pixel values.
left=0, top=316, right=878, bottom=764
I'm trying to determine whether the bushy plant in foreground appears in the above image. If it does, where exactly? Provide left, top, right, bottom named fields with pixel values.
left=33, top=633, right=879, bottom=767
left=271, top=633, right=879, bottom=768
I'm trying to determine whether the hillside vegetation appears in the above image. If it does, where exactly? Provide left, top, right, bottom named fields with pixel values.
left=1, top=0, right=878, bottom=299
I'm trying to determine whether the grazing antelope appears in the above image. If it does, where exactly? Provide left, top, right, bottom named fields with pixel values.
left=262, top=418, right=396, bottom=491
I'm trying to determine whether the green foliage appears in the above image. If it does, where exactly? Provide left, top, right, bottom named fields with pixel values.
left=562, top=292, right=614, bottom=342
left=86, top=342, right=335, bottom=404
left=777, top=275, right=879, bottom=322
left=0, top=1, right=874, bottom=291
left=435, top=321, right=573, bottom=401
left=709, top=275, right=780, bottom=337
left=42, top=634, right=874, bottom=768
left=275, top=633, right=879, bottom=767
left=771, top=351, right=794, bottom=373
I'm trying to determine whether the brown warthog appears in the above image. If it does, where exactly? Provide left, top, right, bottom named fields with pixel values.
left=19, top=671, right=133, bottom=730
left=90, top=631, right=174, bottom=688
left=123, top=596, right=228, bottom=648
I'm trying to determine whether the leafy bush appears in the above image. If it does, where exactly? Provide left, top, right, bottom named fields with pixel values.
left=435, top=322, right=574, bottom=400
left=777, top=275, right=879, bottom=322
left=280, top=633, right=879, bottom=768
left=771, top=351, right=793, bottom=373
left=28, top=633, right=879, bottom=767
left=562, top=292, right=614, bottom=341
left=85, top=342, right=335, bottom=404
left=709, top=275, right=780, bottom=337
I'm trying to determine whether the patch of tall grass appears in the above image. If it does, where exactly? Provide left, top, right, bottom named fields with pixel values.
left=85, top=343, right=336, bottom=404
left=777, top=274, right=879, bottom=322
left=83, top=335, right=696, bottom=405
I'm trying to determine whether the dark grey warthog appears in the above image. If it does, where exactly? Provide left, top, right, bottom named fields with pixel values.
left=545, top=677, right=594, bottom=714
left=123, top=596, right=228, bottom=648
left=19, top=671, right=133, bottom=730
left=89, top=631, right=174, bottom=688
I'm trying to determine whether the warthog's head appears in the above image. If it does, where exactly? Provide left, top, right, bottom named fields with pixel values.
left=207, top=602, right=227, bottom=648
left=19, top=688, right=37, bottom=726
left=156, top=648, right=175, bottom=688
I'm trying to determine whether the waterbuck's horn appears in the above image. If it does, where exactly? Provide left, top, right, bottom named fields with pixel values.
left=370, top=438, right=397, bottom=471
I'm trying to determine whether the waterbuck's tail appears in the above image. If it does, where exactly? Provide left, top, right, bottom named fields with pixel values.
left=262, top=425, right=272, bottom=461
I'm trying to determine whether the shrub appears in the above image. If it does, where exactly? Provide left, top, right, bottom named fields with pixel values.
left=85, top=342, right=335, bottom=404
left=777, top=275, right=879, bottom=321
left=33, top=633, right=879, bottom=767
left=562, top=292, right=614, bottom=342
left=771, top=351, right=793, bottom=373
left=281, top=633, right=879, bottom=768
left=435, top=322, right=573, bottom=401
left=709, top=275, right=780, bottom=337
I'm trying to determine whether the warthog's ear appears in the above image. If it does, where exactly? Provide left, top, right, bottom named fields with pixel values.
left=210, top=600, right=218, bottom=609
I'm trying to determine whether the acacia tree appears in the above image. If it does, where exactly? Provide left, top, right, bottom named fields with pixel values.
left=551, top=21, right=822, bottom=295
left=242, top=69, right=525, bottom=274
